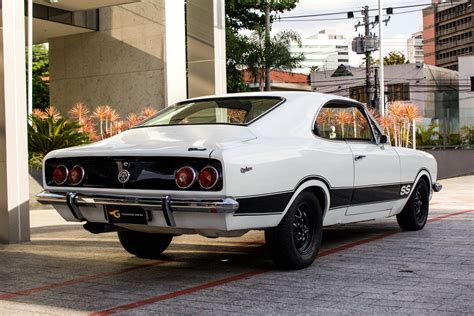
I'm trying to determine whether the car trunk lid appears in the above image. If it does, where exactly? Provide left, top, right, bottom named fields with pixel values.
left=48, top=125, right=257, bottom=158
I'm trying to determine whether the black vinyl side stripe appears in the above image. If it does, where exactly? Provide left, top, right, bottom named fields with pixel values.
left=235, top=192, right=293, bottom=215
left=235, top=182, right=413, bottom=215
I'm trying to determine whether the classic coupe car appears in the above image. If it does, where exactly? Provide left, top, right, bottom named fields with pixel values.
left=37, top=92, right=442, bottom=269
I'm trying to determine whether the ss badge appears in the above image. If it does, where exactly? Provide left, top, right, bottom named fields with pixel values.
left=400, top=185, right=411, bottom=196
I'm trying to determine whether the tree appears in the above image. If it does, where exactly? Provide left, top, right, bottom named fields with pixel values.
left=246, top=28, right=304, bottom=91
left=226, top=30, right=252, bottom=93
left=26, top=44, right=49, bottom=110
left=225, top=0, right=300, bottom=92
left=383, top=51, right=407, bottom=65
left=225, top=0, right=299, bottom=32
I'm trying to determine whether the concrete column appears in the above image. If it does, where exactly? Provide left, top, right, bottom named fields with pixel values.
left=186, top=0, right=226, bottom=98
left=0, top=0, right=30, bottom=243
left=164, top=0, right=187, bottom=106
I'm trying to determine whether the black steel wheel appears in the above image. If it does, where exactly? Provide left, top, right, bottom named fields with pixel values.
left=293, top=203, right=315, bottom=255
left=397, top=179, right=430, bottom=231
left=265, top=191, right=323, bottom=270
left=118, top=230, right=173, bottom=259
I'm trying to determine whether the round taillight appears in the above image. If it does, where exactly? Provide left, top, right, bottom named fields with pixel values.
left=68, top=165, right=85, bottom=185
left=52, top=165, right=68, bottom=185
left=175, top=166, right=196, bottom=189
left=198, top=166, right=219, bottom=189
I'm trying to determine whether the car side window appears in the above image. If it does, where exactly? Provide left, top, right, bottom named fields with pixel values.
left=314, top=104, right=373, bottom=141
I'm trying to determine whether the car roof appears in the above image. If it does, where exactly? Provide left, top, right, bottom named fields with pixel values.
left=185, top=91, right=353, bottom=102
left=180, top=92, right=364, bottom=138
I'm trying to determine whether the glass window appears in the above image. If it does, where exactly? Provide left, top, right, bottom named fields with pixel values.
left=138, top=97, right=282, bottom=127
left=314, top=104, right=373, bottom=141
left=387, top=84, right=410, bottom=102
left=471, top=77, right=474, bottom=92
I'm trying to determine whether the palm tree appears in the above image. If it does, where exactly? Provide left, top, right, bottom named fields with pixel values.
left=335, top=111, right=353, bottom=138
left=43, top=106, right=61, bottom=121
left=69, top=102, right=90, bottom=127
left=92, top=105, right=108, bottom=139
left=140, top=107, right=158, bottom=120
left=127, top=113, right=141, bottom=127
left=246, top=28, right=304, bottom=91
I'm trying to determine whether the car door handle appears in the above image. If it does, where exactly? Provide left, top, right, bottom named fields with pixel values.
left=354, top=155, right=366, bottom=161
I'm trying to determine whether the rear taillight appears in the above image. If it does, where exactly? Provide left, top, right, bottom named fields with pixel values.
left=52, top=165, right=68, bottom=185
left=68, top=165, right=85, bottom=185
left=198, top=166, right=219, bottom=189
left=175, top=166, right=196, bottom=189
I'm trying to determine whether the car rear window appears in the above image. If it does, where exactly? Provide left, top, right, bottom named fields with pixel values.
left=138, top=97, right=282, bottom=127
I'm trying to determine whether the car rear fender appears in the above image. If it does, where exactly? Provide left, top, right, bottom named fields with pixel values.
left=279, top=179, right=330, bottom=224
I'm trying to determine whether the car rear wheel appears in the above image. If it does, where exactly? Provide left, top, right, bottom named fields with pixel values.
left=265, top=191, right=323, bottom=270
left=117, top=230, right=173, bottom=259
left=397, top=179, right=430, bottom=231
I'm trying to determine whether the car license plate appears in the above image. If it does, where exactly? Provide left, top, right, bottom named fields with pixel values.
left=105, top=205, right=148, bottom=224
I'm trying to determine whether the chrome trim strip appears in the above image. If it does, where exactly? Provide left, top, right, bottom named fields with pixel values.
left=36, top=191, right=239, bottom=214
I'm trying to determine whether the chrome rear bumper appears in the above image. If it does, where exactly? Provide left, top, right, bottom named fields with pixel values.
left=36, top=191, right=239, bottom=227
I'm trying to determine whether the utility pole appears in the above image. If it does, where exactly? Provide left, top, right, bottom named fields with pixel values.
left=351, top=6, right=391, bottom=110
left=362, top=6, right=372, bottom=108
left=378, top=0, right=385, bottom=116
left=264, top=2, right=271, bottom=91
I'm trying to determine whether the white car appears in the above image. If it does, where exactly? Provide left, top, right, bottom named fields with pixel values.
left=38, top=92, right=442, bottom=269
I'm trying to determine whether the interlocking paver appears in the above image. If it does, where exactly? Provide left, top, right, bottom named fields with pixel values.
left=0, top=176, right=473, bottom=314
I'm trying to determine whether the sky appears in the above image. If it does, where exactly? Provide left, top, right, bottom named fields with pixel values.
left=271, top=0, right=426, bottom=67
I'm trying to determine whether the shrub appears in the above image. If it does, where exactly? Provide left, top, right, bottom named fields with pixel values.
left=28, top=114, right=90, bottom=168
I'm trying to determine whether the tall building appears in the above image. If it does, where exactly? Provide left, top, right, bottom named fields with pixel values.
left=423, top=0, right=473, bottom=71
left=290, top=29, right=350, bottom=74
left=407, top=31, right=424, bottom=63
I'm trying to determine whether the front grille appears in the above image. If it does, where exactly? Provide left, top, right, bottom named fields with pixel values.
left=44, top=156, right=223, bottom=191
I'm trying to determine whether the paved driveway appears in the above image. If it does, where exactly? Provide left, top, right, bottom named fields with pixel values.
left=0, top=176, right=473, bottom=315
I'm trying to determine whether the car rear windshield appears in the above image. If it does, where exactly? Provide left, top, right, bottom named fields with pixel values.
left=138, top=97, right=282, bottom=127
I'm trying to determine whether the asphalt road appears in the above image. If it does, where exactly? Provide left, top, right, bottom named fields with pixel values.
left=0, top=176, right=473, bottom=315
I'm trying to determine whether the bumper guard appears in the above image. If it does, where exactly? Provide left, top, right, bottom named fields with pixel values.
left=36, top=191, right=239, bottom=227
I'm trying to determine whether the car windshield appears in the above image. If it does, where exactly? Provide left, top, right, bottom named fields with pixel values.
left=138, top=97, right=282, bottom=127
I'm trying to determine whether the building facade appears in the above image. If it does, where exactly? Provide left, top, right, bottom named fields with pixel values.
left=423, top=0, right=473, bottom=71
left=407, top=31, right=425, bottom=64
left=290, top=29, right=350, bottom=74
left=0, top=0, right=226, bottom=243
left=458, top=56, right=474, bottom=127
left=310, top=63, right=460, bottom=132
left=47, top=0, right=226, bottom=116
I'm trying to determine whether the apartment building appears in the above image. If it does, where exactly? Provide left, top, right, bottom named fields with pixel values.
left=407, top=31, right=425, bottom=64
left=290, top=29, right=351, bottom=74
left=423, top=0, right=473, bottom=70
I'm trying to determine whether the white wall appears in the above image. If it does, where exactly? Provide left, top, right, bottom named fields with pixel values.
left=458, top=56, right=474, bottom=127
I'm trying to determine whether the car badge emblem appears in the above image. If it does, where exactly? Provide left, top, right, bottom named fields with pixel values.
left=123, top=161, right=129, bottom=167
left=118, top=170, right=131, bottom=184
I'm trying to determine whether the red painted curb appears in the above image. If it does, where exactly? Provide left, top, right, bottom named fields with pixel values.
left=89, top=270, right=268, bottom=316
left=0, top=261, right=167, bottom=301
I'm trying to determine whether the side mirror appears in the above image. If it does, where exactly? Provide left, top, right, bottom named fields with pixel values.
left=379, top=135, right=388, bottom=144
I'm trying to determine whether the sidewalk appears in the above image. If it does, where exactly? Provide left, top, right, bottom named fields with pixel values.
left=1, top=175, right=473, bottom=315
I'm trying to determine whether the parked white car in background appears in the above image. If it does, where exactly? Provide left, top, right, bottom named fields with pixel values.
left=38, top=92, right=442, bottom=269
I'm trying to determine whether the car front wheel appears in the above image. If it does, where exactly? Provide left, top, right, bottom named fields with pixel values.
left=265, top=191, right=323, bottom=270
left=397, top=179, right=430, bottom=231
left=118, top=230, right=173, bottom=259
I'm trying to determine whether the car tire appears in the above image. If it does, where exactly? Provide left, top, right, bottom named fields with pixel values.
left=117, top=230, right=173, bottom=259
left=397, top=179, right=430, bottom=231
left=265, top=191, right=323, bottom=270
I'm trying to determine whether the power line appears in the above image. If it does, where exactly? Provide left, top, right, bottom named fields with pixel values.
left=278, top=1, right=459, bottom=20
